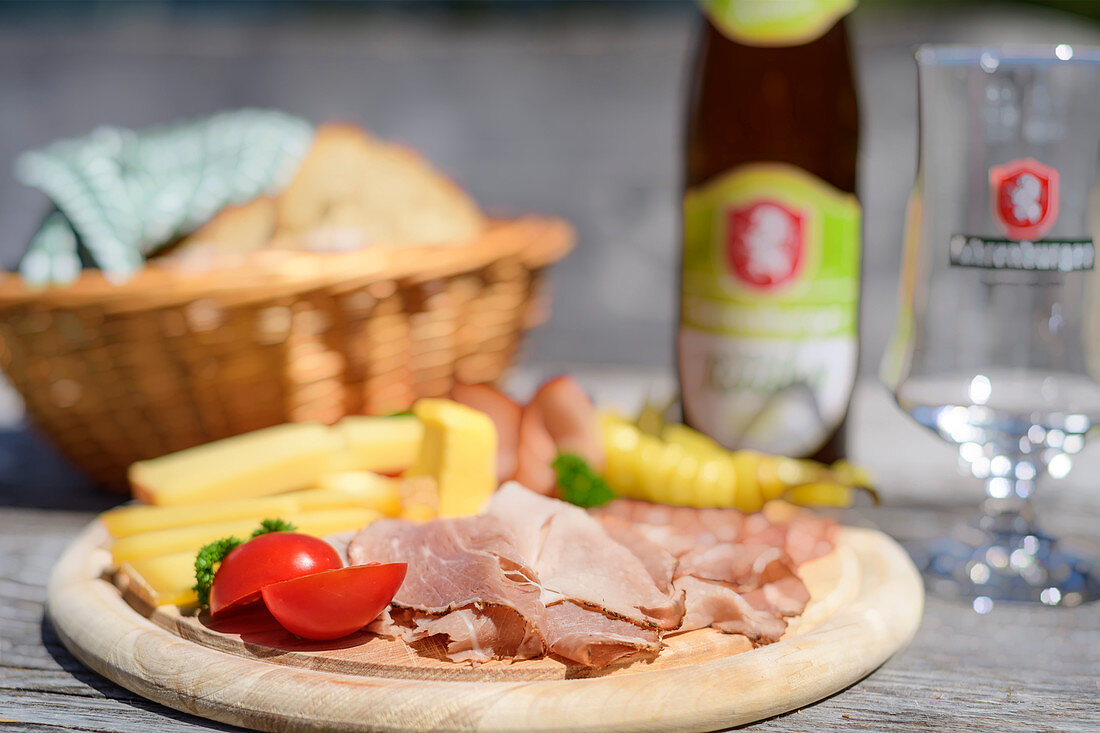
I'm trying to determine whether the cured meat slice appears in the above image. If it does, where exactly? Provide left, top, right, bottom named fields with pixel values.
left=674, top=576, right=788, bottom=644
left=487, top=482, right=684, bottom=630
left=350, top=515, right=548, bottom=661
left=371, top=605, right=544, bottom=664
left=596, top=515, right=677, bottom=595
left=677, top=542, right=787, bottom=587
left=351, top=486, right=827, bottom=666
left=541, top=601, right=661, bottom=668
left=412, top=606, right=544, bottom=663
left=349, top=515, right=541, bottom=616
left=675, top=544, right=809, bottom=618
left=590, top=497, right=829, bottom=641
left=350, top=494, right=679, bottom=668
left=594, top=501, right=744, bottom=553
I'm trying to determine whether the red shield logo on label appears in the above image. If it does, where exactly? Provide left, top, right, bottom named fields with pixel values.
left=726, top=200, right=805, bottom=290
left=990, top=158, right=1059, bottom=240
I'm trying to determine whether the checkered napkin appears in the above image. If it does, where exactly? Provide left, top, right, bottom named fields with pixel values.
left=14, top=109, right=314, bottom=285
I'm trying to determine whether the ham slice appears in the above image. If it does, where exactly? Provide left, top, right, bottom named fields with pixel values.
left=596, top=515, right=677, bottom=595
left=349, top=488, right=678, bottom=668
left=541, top=601, right=661, bottom=668
left=414, top=607, right=544, bottom=663
left=349, top=487, right=831, bottom=667
left=487, top=482, right=684, bottom=630
left=594, top=501, right=744, bottom=557
left=349, top=516, right=543, bottom=618
left=352, top=515, right=548, bottom=662
left=592, top=498, right=833, bottom=642
left=674, top=576, right=788, bottom=643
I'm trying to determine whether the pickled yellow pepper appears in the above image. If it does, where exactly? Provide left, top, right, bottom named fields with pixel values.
left=598, top=413, right=873, bottom=511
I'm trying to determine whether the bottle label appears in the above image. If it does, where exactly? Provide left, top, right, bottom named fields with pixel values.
left=680, top=163, right=861, bottom=456
left=700, top=0, right=856, bottom=46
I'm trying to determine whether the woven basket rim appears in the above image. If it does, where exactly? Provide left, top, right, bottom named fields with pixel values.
left=0, top=216, right=573, bottom=313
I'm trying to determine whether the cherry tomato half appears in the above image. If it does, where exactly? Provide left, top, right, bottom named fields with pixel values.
left=210, top=532, right=342, bottom=617
left=260, top=562, right=407, bottom=641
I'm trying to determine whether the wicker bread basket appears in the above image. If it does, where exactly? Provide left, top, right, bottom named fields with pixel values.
left=0, top=217, right=573, bottom=491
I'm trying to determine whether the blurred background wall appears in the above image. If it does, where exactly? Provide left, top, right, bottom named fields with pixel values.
left=2, top=0, right=1100, bottom=376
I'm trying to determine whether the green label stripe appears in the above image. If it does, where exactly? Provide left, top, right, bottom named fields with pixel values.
left=699, top=0, right=856, bottom=46
left=682, top=163, right=861, bottom=339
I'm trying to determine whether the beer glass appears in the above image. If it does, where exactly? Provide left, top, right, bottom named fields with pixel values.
left=882, top=45, right=1100, bottom=606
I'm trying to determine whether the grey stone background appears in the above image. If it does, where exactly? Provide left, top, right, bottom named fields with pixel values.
left=2, top=1, right=1099, bottom=375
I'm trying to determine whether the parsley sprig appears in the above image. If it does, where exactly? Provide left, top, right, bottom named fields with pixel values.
left=192, top=518, right=297, bottom=608
left=553, top=453, right=617, bottom=508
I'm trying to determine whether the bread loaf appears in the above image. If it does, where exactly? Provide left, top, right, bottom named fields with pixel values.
left=163, top=123, right=485, bottom=267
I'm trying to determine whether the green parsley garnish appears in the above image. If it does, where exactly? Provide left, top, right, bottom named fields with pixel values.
left=192, top=536, right=243, bottom=607
left=252, top=518, right=297, bottom=537
left=192, top=518, right=298, bottom=608
left=553, top=453, right=617, bottom=508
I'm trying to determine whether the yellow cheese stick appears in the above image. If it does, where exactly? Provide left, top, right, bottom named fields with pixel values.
left=315, top=471, right=402, bottom=517
left=407, top=399, right=496, bottom=517
left=102, top=476, right=400, bottom=537
left=129, top=423, right=342, bottom=506
left=118, top=552, right=198, bottom=608
left=330, top=415, right=423, bottom=474
left=110, top=507, right=380, bottom=565
left=116, top=499, right=392, bottom=609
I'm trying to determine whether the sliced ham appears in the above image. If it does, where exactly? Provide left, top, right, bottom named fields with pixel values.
left=350, top=486, right=831, bottom=667
left=591, top=497, right=831, bottom=642
left=349, top=515, right=543, bottom=619
left=349, top=487, right=679, bottom=668
left=596, top=498, right=835, bottom=570
left=675, top=543, right=810, bottom=618
left=369, top=605, right=542, bottom=664
left=541, top=601, right=661, bottom=668
left=596, top=515, right=677, bottom=595
left=594, top=501, right=744, bottom=557
left=487, top=482, right=684, bottom=630
left=351, top=515, right=548, bottom=662
left=400, top=606, right=544, bottom=663
left=674, top=576, right=789, bottom=643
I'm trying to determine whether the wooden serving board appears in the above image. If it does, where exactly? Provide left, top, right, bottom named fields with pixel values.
left=48, top=520, right=923, bottom=732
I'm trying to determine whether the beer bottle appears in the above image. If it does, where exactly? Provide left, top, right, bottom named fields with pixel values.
left=679, top=0, right=861, bottom=463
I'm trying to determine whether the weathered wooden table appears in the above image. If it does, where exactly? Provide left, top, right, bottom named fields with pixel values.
left=2, top=372, right=1097, bottom=732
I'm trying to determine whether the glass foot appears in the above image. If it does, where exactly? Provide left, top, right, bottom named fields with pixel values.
left=905, top=517, right=1100, bottom=608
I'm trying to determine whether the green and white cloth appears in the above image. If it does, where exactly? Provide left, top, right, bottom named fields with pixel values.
left=15, top=109, right=314, bottom=285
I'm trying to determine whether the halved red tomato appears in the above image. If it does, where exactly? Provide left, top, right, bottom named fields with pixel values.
left=260, top=562, right=407, bottom=641
left=209, top=532, right=342, bottom=617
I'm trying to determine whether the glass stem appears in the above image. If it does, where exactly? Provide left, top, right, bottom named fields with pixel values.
left=980, top=467, right=1039, bottom=536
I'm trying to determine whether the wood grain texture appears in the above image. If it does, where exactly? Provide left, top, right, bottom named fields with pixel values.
left=45, top=519, right=921, bottom=733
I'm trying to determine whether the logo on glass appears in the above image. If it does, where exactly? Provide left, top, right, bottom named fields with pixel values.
left=725, top=201, right=805, bottom=290
left=989, top=158, right=1059, bottom=241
